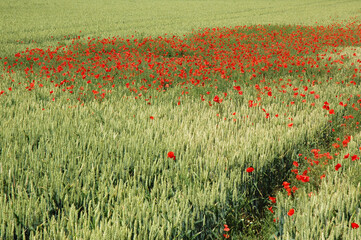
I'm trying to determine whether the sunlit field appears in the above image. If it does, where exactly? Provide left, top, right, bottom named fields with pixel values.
left=0, top=0, right=361, bottom=239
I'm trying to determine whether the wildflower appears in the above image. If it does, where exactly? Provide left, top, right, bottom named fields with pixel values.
left=335, top=163, right=342, bottom=171
left=269, top=196, right=276, bottom=204
left=213, top=95, right=222, bottom=103
left=288, top=209, right=295, bottom=216
left=167, top=151, right=176, bottom=160
left=351, top=223, right=359, bottom=229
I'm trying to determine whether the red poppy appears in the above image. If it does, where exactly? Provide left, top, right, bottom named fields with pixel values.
left=351, top=155, right=359, bottom=161
left=150, top=116, right=154, bottom=120
left=332, top=143, right=340, bottom=149
left=268, top=206, right=274, bottom=214
left=335, top=163, right=342, bottom=171
left=344, top=153, right=349, bottom=159
left=297, top=174, right=310, bottom=183
left=351, top=223, right=359, bottom=229
left=288, top=123, right=293, bottom=127
left=167, top=151, right=176, bottom=160
left=282, top=181, right=290, bottom=189
left=246, top=167, right=254, bottom=173
left=223, top=225, right=230, bottom=232
left=223, top=234, right=230, bottom=239
left=288, top=209, right=295, bottom=216
left=293, top=161, right=299, bottom=167
left=269, top=196, right=276, bottom=204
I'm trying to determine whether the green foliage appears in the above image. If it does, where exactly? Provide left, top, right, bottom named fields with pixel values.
left=1, top=71, right=360, bottom=238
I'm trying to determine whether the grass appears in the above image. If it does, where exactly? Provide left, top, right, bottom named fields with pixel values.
left=1, top=0, right=361, bottom=239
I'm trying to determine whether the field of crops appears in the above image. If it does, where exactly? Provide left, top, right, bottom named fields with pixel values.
left=1, top=0, right=361, bottom=239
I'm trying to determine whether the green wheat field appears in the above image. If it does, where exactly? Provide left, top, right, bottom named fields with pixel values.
left=0, top=0, right=361, bottom=239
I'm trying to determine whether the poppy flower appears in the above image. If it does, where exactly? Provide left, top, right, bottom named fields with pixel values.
left=288, top=123, right=293, bottom=127
left=246, top=167, right=254, bottom=173
left=351, top=155, right=359, bottom=161
left=293, top=161, right=299, bottom=167
left=223, top=225, right=230, bottom=232
left=223, top=234, right=230, bottom=239
left=288, top=209, right=295, bottom=216
left=150, top=116, right=154, bottom=120
left=269, top=196, right=276, bottom=204
left=282, top=181, right=290, bottom=189
left=332, top=143, right=340, bottom=149
left=297, top=174, right=310, bottom=183
left=335, top=163, right=341, bottom=171
left=167, top=151, right=176, bottom=160
left=213, top=95, right=222, bottom=103
left=351, top=223, right=359, bottom=229
left=344, top=153, right=349, bottom=159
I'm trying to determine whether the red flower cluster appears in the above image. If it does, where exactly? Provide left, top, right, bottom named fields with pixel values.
left=1, top=20, right=361, bottom=104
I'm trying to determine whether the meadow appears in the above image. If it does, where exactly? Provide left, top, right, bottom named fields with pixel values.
left=0, top=0, right=361, bottom=239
